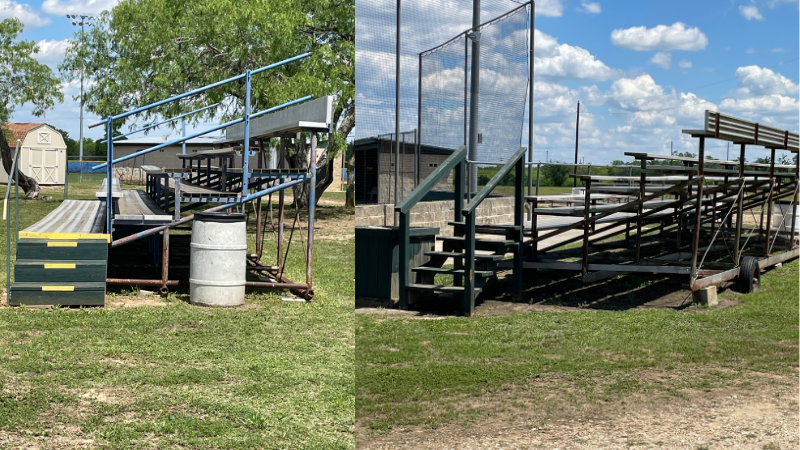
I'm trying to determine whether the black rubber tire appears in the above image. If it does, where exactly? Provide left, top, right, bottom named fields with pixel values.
left=737, top=256, right=760, bottom=293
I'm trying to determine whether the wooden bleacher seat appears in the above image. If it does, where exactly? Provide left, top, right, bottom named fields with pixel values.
left=115, top=190, right=172, bottom=224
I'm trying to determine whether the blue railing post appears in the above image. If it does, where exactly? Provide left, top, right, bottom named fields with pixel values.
left=182, top=117, right=186, bottom=155
left=106, top=118, right=113, bottom=234
left=307, top=133, right=317, bottom=292
left=6, top=140, right=20, bottom=298
left=242, top=70, right=252, bottom=196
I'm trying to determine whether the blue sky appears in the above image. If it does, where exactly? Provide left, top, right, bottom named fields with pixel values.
left=355, top=0, right=799, bottom=163
left=2, top=0, right=798, bottom=163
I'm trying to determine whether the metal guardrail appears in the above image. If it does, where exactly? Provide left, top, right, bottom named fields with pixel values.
left=461, top=146, right=527, bottom=312
left=87, top=52, right=313, bottom=236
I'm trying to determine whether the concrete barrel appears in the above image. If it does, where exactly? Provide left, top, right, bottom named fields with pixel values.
left=190, top=212, right=247, bottom=306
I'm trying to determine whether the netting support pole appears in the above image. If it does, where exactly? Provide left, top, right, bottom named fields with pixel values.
left=467, top=0, right=481, bottom=195
left=526, top=2, right=535, bottom=220
left=394, top=0, right=402, bottom=226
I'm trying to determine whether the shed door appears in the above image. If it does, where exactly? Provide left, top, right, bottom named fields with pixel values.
left=29, top=148, right=60, bottom=184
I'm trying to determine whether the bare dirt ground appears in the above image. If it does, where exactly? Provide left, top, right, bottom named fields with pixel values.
left=358, top=370, right=800, bottom=450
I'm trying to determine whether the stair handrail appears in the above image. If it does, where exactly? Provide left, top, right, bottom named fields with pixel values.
left=464, top=146, right=527, bottom=214
left=395, top=145, right=467, bottom=214
left=396, top=145, right=467, bottom=309
left=460, top=146, right=527, bottom=314
left=4, top=140, right=20, bottom=298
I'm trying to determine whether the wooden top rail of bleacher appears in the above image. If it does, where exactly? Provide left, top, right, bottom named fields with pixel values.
left=625, top=152, right=796, bottom=169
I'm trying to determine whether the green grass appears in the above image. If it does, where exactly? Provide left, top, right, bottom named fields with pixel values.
left=356, top=260, right=799, bottom=430
left=0, top=183, right=355, bottom=448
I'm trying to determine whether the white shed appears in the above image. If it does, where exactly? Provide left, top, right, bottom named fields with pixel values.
left=1, top=123, right=68, bottom=185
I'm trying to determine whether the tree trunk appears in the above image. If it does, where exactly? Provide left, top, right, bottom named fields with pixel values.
left=289, top=137, right=336, bottom=208
left=345, top=151, right=355, bottom=207
left=0, top=130, right=40, bottom=198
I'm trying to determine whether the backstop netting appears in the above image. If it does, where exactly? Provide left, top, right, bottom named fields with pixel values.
left=355, top=0, right=530, bottom=162
left=419, top=4, right=529, bottom=162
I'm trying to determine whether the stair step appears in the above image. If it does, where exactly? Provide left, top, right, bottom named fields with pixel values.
left=407, top=284, right=483, bottom=294
left=449, top=222, right=523, bottom=231
left=8, top=282, right=106, bottom=307
left=437, top=236, right=514, bottom=252
left=412, top=267, right=494, bottom=277
left=424, top=251, right=505, bottom=261
left=14, top=260, right=107, bottom=283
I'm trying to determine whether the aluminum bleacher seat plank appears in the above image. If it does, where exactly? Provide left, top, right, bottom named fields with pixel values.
left=115, top=190, right=172, bottom=224
left=20, top=200, right=109, bottom=241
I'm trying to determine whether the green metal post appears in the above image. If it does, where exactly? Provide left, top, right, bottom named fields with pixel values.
left=513, top=156, right=524, bottom=300
left=462, top=211, right=475, bottom=316
left=454, top=160, right=464, bottom=223
left=398, top=212, right=410, bottom=309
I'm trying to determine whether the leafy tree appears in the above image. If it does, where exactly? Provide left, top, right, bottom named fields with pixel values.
left=61, top=0, right=353, bottom=206
left=0, top=18, right=64, bottom=197
left=542, top=162, right=569, bottom=187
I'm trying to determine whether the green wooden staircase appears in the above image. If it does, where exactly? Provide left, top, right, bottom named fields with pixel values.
left=407, top=222, right=523, bottom=308
left=396, top=146, right=527, bottom=315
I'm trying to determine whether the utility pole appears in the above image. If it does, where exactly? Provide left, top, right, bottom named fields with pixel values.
left=394, top=0, right=401, bottom=226
left=68, top=15, right=97, bottom=185
left=467, top=0, right=481, bottom=195
left=573, top=101, right=580, bottom=187
left=670, top=141, right=673, bottom=156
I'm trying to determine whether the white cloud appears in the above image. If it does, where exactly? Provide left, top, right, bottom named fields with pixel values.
left=34, top=39, right=72, bottom=66
left=733, top=65, right=799, bottom=96
left=678, top=59, right=692, bottom=69
left=578, top=1, right=601, bottom=14
left=650, top=52, right=671, bottom=69
left=534, top=29, right=618, bottom=81
left=610, top=22, right=708, bottom=51
left=41, top=0, right=118, bottom=15
left=746, top=47, right=757, bottom=54
left=720, top=95, right=798, bottom=113
left=0, top=0, right=51, bottom=27
left=535, top=0, right=564, bottom=17
left=739, top=5, right=764, bottom=20
left=771, top=47, right=785, bottom=52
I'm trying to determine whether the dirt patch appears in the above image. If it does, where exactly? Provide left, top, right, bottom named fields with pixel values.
left=104, top=293, right=169, bottom=309
left=357, top=369, right=799, bottom=449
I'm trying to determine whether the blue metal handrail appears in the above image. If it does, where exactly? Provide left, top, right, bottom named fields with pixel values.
left=91, top=95, right=313, bottom=170
left=91, top=52, right=313, bottom=234
left=100, top=103, right=220, bottom=144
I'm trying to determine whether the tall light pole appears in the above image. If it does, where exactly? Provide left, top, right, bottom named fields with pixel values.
left=68, top=14, right=97, bottom=181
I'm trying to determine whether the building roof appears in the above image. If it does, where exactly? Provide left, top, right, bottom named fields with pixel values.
left=2, top=123, right=46, bottom=143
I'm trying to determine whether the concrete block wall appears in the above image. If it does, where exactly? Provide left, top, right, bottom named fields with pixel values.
left=355, top=196, right=515, bottom=236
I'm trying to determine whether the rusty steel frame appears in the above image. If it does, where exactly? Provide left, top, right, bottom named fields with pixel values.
left=107, top=132, right=321, bottom=300
left=525, top=113, right=798, bottom=296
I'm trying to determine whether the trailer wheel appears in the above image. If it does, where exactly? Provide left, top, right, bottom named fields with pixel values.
left=737, top=256, right=760, bottom=293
